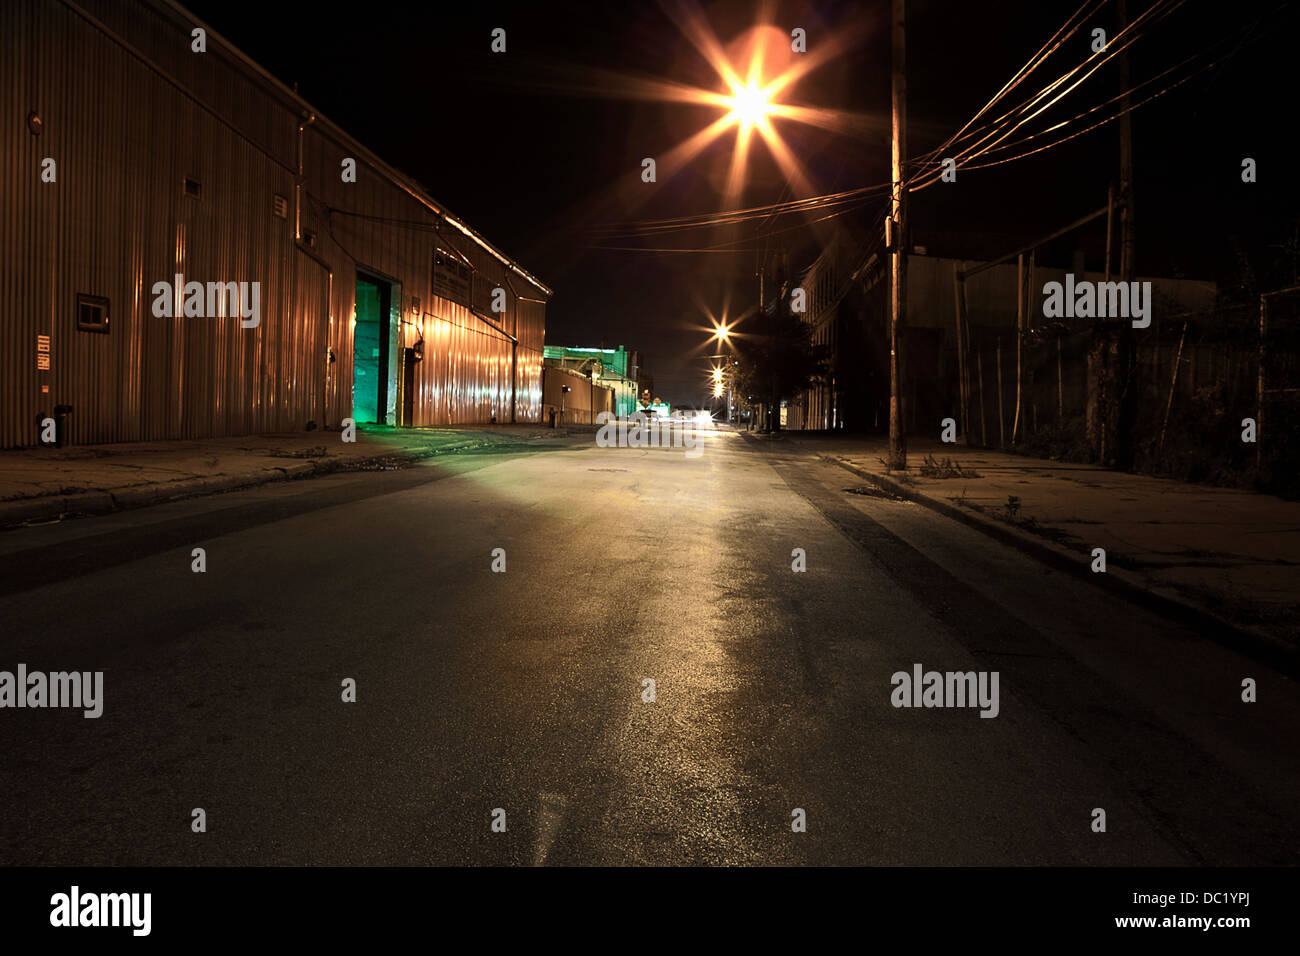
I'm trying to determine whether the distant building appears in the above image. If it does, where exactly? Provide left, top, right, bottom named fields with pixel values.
left=543, top=345, right=639, bottom=417
left=540, top=365, right=613, bottom=427
left=783, top=230, right=872, bottom=431
left=756, top=229, right=875, bottom=431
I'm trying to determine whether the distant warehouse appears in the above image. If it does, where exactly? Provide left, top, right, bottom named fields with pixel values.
left=0, top=0, right=550, bottom=448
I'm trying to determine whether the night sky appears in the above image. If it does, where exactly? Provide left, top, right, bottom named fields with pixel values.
left=185, top=0, right=1298, bottom=404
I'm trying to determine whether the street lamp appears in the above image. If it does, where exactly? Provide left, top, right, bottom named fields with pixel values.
left=724, top=81, right=775, bottom=132
left=707, top=323, right=736, bottom=424
left=707, top=354, right=738, bottom=424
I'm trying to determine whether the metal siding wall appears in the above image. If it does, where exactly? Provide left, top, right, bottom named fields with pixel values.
left=306, top=129, right=547, bottom=427
left=77, top=0, right=295, bottom=164
left=1, top=2, right=34, bottom=447
left=541, top=366, right=613, bottom=424
left=516, top=299, right=545, bottom=422
left=2, top=0, right=547, bottom=447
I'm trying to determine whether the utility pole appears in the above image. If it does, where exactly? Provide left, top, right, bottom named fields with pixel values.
left=1118, top=0, right=1136, bottom=287
left=757, top=242, right=769, bottom=431
left=888, top=0, right=908, bottom=469
left=1114, top=0, right=1138, bottom=468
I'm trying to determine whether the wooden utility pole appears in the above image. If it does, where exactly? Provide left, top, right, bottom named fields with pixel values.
left=953, top=263, right=970, bottom=445
left=995, top=337, right=1005, bottom=449
left=1114, top=0, right=1138, bottom=468
left=1104, top=183, right=1115, bottom=282
left=1088, top=185, right=1116, bottom=456
left=1118, top=0, right=1136, bottom=288
left=1057, top=334, right=1064, bottom=422
left=1012, top=253, right=1024, bottom=445
left=888, top=0, right=908, bottom=469
left=1258, top=295, right=1267, bottom=470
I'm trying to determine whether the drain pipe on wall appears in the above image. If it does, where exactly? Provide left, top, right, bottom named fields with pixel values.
left=515, top=288, right=549, bottom=427
left=295, top=111, right=336, bottom=427
left=502, top=275, right=548, bottom=427
left=502, top=274, right=522, bottom=425
left=295, top=112, right=315, bottom=243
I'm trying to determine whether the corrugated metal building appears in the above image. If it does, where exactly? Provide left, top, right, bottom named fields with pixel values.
left=543, top=345, right=639, bottom=417
left=1, top=0, right=549, bottom=448
left=541, top=365, right=613, bottom=427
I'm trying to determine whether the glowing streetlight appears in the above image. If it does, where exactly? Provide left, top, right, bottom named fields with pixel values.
left=578, top=12, right=872, bottom=234
left=725, top=80, right=775, bottom=131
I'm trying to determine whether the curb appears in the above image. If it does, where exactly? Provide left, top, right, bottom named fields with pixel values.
left=0, top=435, right=531, bottom=532
left=824, top=454, right=1300, bottom=678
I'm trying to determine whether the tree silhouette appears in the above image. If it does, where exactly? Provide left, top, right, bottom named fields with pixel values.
left=734, top=309, right=829, bottom=432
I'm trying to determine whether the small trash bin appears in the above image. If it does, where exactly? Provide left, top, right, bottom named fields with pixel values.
left=53, top=404, right=73, bottom=447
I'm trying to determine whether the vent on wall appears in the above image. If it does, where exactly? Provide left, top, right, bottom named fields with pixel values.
left=272, top=194, right=288, bottom=219
left=76, top=293, right=110, bottom=333
left=183, top=177, right=202, bottom=200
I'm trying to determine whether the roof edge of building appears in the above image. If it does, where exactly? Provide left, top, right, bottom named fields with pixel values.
left=157, top=0, right=553, bottom=298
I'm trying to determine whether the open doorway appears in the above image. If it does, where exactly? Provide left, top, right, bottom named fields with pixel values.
left=352, top=272, right=399, bottom=425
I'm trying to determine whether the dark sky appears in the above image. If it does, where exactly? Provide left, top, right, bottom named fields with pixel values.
left=186, top=0, right=1298, bottom=404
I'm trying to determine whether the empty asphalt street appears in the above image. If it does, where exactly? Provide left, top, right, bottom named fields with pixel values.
left=1, top=425, right=1296, bottom=866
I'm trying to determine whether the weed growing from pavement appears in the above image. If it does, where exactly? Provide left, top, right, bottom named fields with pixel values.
left=919, top=454, right=981, bottom=479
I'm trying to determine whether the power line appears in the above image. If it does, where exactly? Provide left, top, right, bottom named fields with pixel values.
left=596, top=0, right=1272, bottom=256
left=907, top=0, right=1187, bottom=191
left=593, top=183, right=891, bottom=239
left=914, top=0, right=1111, bottom=173
left=914, top=1, right=1272, bottom=184
left=598, top=0, right=1165, bottom=246
left=593, top=197, right=886, bottom=253
left=964, top=37, right=1257, bottom=170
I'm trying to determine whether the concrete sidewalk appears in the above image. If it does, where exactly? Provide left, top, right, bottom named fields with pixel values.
left=0, top=424, right=573, bottom=529
left=772, top=433, right=1300, bottom=653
